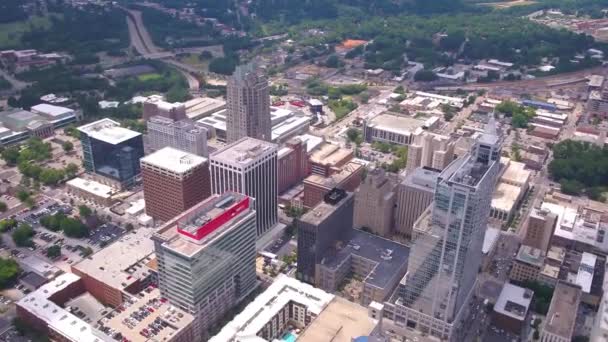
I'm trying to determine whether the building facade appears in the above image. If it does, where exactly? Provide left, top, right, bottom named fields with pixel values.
left=297, top=189, right=354, bottom=284
left=277, top=138, right=309, bottom=194
left=153, top=193, right=257, bottom=339
left=210, top=137, right=278, bottom=238
left=394, top=167, right=439, bottom=239
left=406, top=130, right=454, bottom=173
left=147, top=116, right=208, bottom=157
left=383, top=118, right=502, bottom=341
left=143, top=97, right=186, bottom=121
left=524, top=208, right=558, bottom=253
left=78, top=119, right=144, bottom=187
left=141, top=147, right=211, bottom=222
left=226, top=64, right=271, bottom=143
left=354, top=168, right=396, bottom=237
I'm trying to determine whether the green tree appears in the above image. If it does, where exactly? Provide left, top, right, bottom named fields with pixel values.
left=62, top=141, right=74, bottom=152
left=324, top=54, right=341, bottom=68
left=16, top=190, right=30, bottom=202
left=65, top=163, right=79, bottom=178
left=0, top=201, right=6, bottom=212
left=0, top=219, right=17, bottom=232
left=60, top=218, right=89, bottom=238
left=0, top=258, right=20, bottom=289
left=346, top=128, right=363, bottom=146
left=78, top=205, right=93, bottom=218
left=414, top=70, right=438, bottom=82
left=46, top=245, right=61, bottom=259
left=12, top=224, right=34, bottom=247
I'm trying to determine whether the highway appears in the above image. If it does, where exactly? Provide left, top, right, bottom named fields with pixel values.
left=122, top=8, right=201, bottom=91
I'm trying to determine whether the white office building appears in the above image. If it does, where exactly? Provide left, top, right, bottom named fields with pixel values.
left=146, top=116, right=208, bottom=156
left=210, top=137, right=278, bottom=238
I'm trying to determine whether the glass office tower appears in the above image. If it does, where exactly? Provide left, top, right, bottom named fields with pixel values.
left=78, top=119, right=144, bottom=187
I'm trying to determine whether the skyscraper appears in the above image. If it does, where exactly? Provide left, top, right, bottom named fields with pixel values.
left=353, top=168, right=396, bottom=237
left=226, top=64, right=271, bottom=143
left=141, top=147, right=211, bottom=222
left=297, top=188, right=354, bottom=284
left=146, top=116, right=208, bottom=157
left=153, top=192, right=257, bottom=340
left=210, top=137, right=277, bottom=238
left=385, top=117, right=501, bottom=341
left=406, top=130, right=454, bottom=173
left=78, top=118, right=144, bottom=188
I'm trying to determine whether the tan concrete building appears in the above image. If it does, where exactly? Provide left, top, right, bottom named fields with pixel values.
left=354, top=168, right=396, bottom=237
left=394, top=167, right=439, bottom=238
left=405, top=130, right=454, bottom=172
left=540, top=281, right=581, bottom=342
left=308, top=143, right=353, bottom=177
left=524, top=208, right=557, bottom=253
left=303, top=161, right=364, bottom=209
left=509, top=245, right=545, bottom=283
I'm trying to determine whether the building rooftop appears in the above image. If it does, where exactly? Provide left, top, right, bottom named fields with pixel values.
left=491, top=182, right=525, bottom=213
left=183, top=97, right=225, bottom=120
left=543, top=281, right=581, bottom=340
left=0, top=108, right=48, bottom=131
left=320, top=229, right=410, bottom=289
left=500, top=158, right=531, bottom=187
left=30, top=103, right=74, bottom=118
left=78, top=118, right=141, bottom=145
left=209, top=274, right=335, bottom=342
left=494, top=283, right=533, bottom=321
left=300, top=189, right=352, bottom=226
left=366, top=114, right=425, bottom=136
left=155, top=193, right=253, bottom=258
left=72, top=229, right=155, bottom=292
left=67, top=177, right=115, bottom=199
left=575, top=252, right=596, bottom=293
left=295, top=134, right=324, bottom=153
left=140, top=147, right=207, bottom=175
left=298, top=297, right=376, bottom=342
left=271, top=115, right=310, bottom=142
left=17, top=273, right=107, bottom=342
left=483, top=227, right=501, bottom=254
left=402, top=167, right=440, bottom=191
left=101, top=287, right=194, bottom=342
left=304, top=161, right=364, bottom=190
left=309, top=143, right=353, bottom=166
left=516, top=245, right=545, bottom=268
left=211, top=137, right=277, bottom=167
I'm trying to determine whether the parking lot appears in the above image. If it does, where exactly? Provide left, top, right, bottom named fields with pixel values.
left=88, top=223, right=125, bottom=246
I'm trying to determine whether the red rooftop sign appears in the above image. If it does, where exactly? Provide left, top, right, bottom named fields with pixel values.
left=177, top=197, right=250, bottom=241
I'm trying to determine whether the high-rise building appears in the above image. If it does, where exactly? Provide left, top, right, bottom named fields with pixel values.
left=406, top=130, right=454, bottom=173
left=297, top=188, right=354, bottom=284
left=394, top=167, right=440, bottom=239
left=210, top=137, right=277, bottom=238
left=226, top=64, right=271, bottom=143
left=141, top=147, right=211, bottom=222
left=353, top=168, right=396, bottom=237
left=303, top=161, right=364, bottom=209
left=147, top=116, right=208, bottom=157
left=153, top=192, right=257, bottom=339
left=78, top=118, right=144, bottom=187
left=523, top=208, right=557, bottom=253
left=277, top=137, right=309, bottom=194
left=385, top=117, right=501, bottom=341
left=143, top=97, right=186, bottom=121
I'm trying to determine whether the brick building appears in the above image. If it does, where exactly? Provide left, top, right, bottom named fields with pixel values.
left=141, top=147, right=211, bottom=222
left=278, top=138, right=309, bottom=194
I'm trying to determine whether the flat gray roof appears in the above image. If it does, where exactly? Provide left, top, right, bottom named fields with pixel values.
left=319, top=229, right=410, bottom=289
left=543, top=281, right=581, bottom=339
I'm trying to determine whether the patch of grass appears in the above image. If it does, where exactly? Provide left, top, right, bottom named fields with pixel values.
left=178, top=53, right=210, bottom=71
left=0, top=15, right=61, bottom=49
left=137, top=73, right=162, bottom=82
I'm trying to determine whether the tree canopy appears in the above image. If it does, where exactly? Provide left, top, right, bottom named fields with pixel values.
left=0, top=258, right=20, bottom=289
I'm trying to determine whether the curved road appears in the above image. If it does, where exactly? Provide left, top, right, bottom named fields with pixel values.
left=123, top=8, right=200, bottom=91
